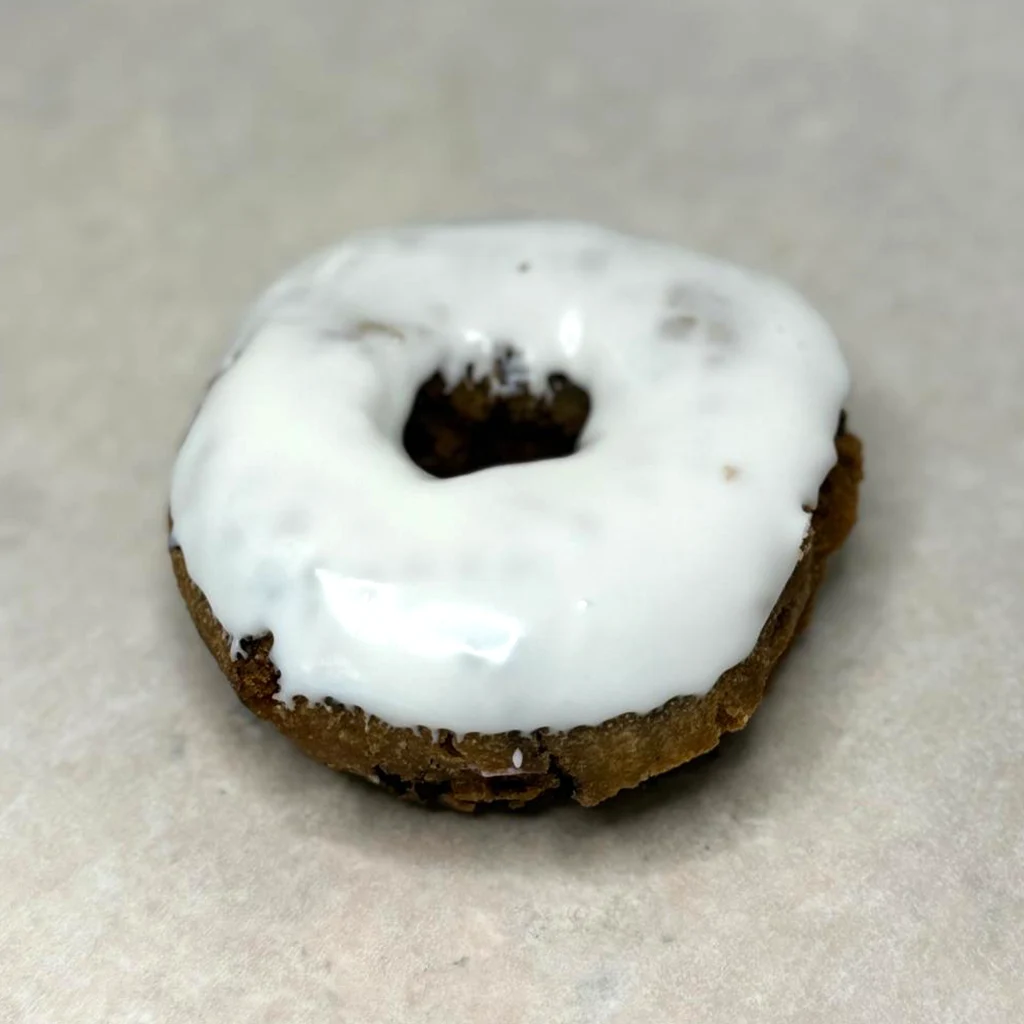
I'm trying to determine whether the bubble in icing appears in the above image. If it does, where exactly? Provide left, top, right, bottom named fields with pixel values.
left=660, top=314, right=700, bottom=340
left=170, top=221, right=849, bottom=734
left=350, top=320, right=405, bottom=342
left=707, top=321, right=733, bottom=345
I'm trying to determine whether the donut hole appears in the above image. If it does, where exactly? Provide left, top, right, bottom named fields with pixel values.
left=401, top=368, right=591, bottom=479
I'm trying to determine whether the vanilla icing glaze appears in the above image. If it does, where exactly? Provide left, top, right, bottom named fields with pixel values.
left=170, top=222, right=849, bottom=734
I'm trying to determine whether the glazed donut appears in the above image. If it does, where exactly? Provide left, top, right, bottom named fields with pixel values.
left=170, top=221, right=862, bottom=807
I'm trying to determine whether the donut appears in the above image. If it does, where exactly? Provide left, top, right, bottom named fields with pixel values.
left=169, top=221, right=862, bottom=808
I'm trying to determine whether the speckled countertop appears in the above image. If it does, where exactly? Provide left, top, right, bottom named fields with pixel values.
left=1, top=2, right=1022, bottom=1022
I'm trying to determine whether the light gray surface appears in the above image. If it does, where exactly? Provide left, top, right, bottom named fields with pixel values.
left=1, top=2, right=1022, bottom=1022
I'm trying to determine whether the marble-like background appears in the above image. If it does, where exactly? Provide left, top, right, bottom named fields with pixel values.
left=1, top=2, right=1022, bottom=1021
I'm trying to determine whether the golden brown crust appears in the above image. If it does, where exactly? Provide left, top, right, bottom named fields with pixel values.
left=171, top=429, right=862, bottom=809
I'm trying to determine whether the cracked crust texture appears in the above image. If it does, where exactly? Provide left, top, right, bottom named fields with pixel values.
left=171, top=428, right=861, bottom=810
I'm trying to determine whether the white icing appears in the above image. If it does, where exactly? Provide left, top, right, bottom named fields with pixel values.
left=170, top=222, right=849, bottom=735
